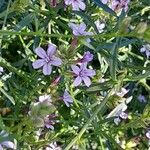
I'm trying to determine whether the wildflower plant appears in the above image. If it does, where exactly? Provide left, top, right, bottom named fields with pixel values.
left=0, top=0, right=150, bottom=149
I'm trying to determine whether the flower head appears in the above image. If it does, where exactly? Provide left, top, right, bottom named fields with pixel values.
left=0, top=66, right=4, bottom=75
left=71, top=63, right=96, bottom=87
left=116, top=88, right=129, bottom=97
left=114, top=111, right=128, bottom=125
left=46, top=142, right=62, bottom=150
left=68, top=22, right=93, bottom=42
left=38, top=94, right=52, bottom=106
left=119, top=111, right=128, bottom=119
left=146, top=131, right=150, bottom=139
left=79, top=51, right=93, bottom=63
left=101, top=0, right=108, bottom=4
left=138, top=94, right=147, bottom=103
left=0, top=131, right=15, bottom=149
left=140, top=44, right=150, bottom=58
left=64, top=0, right=86, bottom=11
left=110, top=0, right=130, bottom=12
left=44, top=114, right=56, bottom=130
left=32, top=44, right=62, bottom=75
left=62, top=90, right=73, bottom=107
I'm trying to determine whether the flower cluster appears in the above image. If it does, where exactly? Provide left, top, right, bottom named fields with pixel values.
left=32, top=43, right=95, bottom=110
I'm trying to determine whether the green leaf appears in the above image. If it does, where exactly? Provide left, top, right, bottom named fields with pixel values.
left=93, top=0, right=117, bottom=17
left=109, top=38, right=120, bottom=80
left=14, top=13, right=34, bottom=31
left=0, top=87, right=15, bottom=105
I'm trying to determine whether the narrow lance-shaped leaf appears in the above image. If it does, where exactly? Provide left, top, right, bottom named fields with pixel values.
left=93, top=0, right=117, bottom=17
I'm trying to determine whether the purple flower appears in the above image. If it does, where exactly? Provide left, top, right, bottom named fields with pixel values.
left=32, top=44, right=62, bottom=75
left=44, top=114, right=56, bottom=130
left=46, top=142, right=62, bottom=150
left=79, top=51, right=93, bottom=63
left=110, top=0, right=130, bottom=12
left=68, top=22, right=93, bottom=42
left=101, top=0, right=108, bottom=4
left=114, top=111, right=128, bottom=125
left=138, top=94, right=147, bottom=103
left=119, top=111, right=128, bottom=119
left=140, top=44, right=150, bottom=58
left=146, top=131, right=150, bottom=139
left=0, top=67, right=4, bottom=75
left=0, top=131, right=15, bottom=149
left=64, top=0, right=86, bottom=11
left=116, top=88, right=129, bottom=97
left=62, top=90, right=73, bottom=107
left=71, top=63, right=96, bottom=87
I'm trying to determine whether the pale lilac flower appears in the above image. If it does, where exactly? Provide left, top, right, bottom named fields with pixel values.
left=38, top=94, right=52, bottom=106
left=62, top=90, right=73, bottom=107
left=46, top=142, right=62, bottom=150
left=0, top=67, right=4, bottom=75
left=32, top=44, right=62, bottom=75
left=138, top=94, right=147, bottom=103
left=95, top=20, right=105, bottom=33
left=116, top=88, right=129, bottom=97
left=146, top=131, right=150, bottom=139
left=110, top=0, right=130, bottom=12
left=140, top=44, right=150, bottom=58
left=30, top=94, right=52, bottom=110
left=101, top=0, right=108, bottom=4
left=44, top=114, right=56, bottom=130
left=68, top=22, right=93, bottom=43
left=0, top=131, right=15, bottom=149
left=71, top=63, right=96, bottom=87
left=119, top=111, right=128, bottom=119
left=79, top=51, right=93, bottom=63
left=64, top=0, right=86, bottom=11
left=114, top=111, right=128, bottom=125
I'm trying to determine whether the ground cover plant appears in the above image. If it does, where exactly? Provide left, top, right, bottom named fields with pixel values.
left=0, top=0, right=150, bottom=149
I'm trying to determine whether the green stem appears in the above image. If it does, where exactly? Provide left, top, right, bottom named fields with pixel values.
left=0, top=30, right=145, bottom=40
left=0, top=0, right=12, bottom=51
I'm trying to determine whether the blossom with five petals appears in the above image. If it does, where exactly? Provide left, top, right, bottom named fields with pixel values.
left=71, top=63, right=96, bottom=87
left=32, top=44, right=62, bottom=75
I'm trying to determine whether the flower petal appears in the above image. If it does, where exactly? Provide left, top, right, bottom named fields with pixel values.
left=43, top=64, right=52, bottom=75
left=73, top=76, right=82, bottom=86
left=85, top=69, right=96, bottom=77
left=82, top=76, right=91, bottom=87
left=32, top=59, right=45, bottom=69
left=71, top=65, right=80, bottom=75
left=51, top=57, right=62, bottom=66
left=78, top=1, right=86, bottom=10
left=64, top=101, right=70, bottom=107
left=0, top=67, right=3, bottom=72
left=80, top=63, right=87, bottom=70
left=79, top=23, right=86, bottom=32
left=47, top=44, right=57, bottom=57
left=35, top=47, right=47, bottom=58
left=2, top=141, right=14, bottom=149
